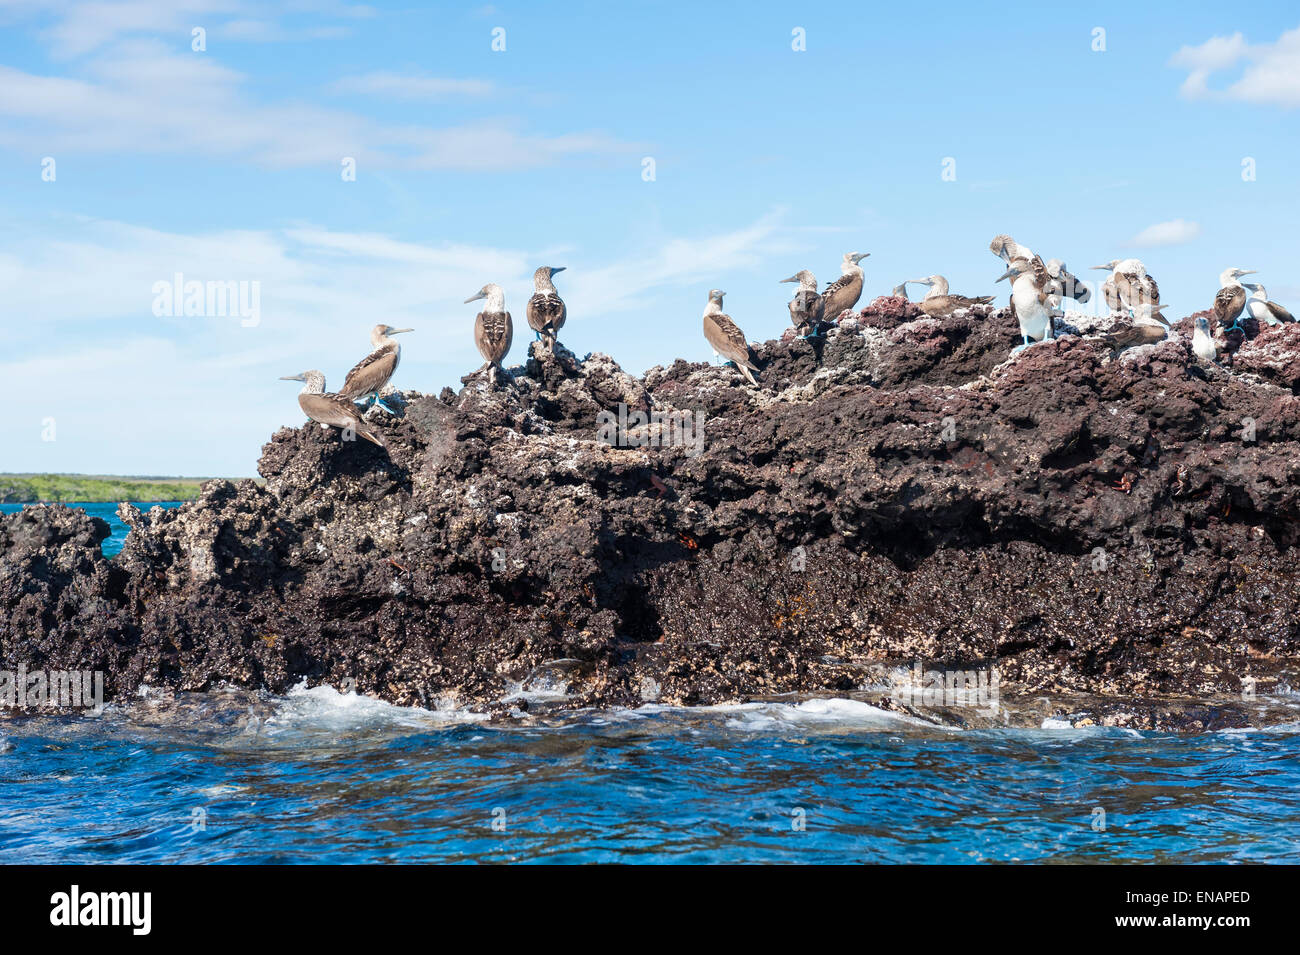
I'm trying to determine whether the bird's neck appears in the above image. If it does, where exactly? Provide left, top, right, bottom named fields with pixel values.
left=301, top=373, right=325, bottom=394
left=1220, top=273, right=1243, bottom=289
left=703, top=300, right=725, bottom=316
left=534, top=277, right=557, bottom=295
left=841, top=261, right=862, bottom=277
left=484, top=288, right=506, bottom=311
left=929, top=277, right=949, bottom=296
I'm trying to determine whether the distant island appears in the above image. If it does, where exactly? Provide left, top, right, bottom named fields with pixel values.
left=0, top=473, right=209, bottom=503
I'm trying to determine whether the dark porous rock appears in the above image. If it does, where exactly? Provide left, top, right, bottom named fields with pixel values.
left=3, top=309, right=1299, bottom=729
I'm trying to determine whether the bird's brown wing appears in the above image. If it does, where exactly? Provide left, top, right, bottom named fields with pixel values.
left=299, top=393, right=388, bottom=448
left=703, top=313, right=756, bottom=369
left=1214, top=286, right=1245, bottom=324
left=476, top=310, right=513, bottom=364
left=1267, top=301, right=1296, bottom=323
left=1102, top=279, right=1122, bottom=313
left=789, top=289, right=823, bottom=326
left=340, top=344, right=398, bottom=400
left=526, top=293, right=566, bottom=336
left=1143, top=274, right=1160, bottom=305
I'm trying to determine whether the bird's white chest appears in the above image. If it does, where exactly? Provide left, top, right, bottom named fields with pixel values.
left=1012, top=278, right=1049, bottom=337
left=1192, top=328, right=1216, bottom=360
left=1247, top=299, right=1268, bottom=321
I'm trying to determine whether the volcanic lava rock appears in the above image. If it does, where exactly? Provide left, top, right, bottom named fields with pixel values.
left=3, top=306, right=1299, bottom=728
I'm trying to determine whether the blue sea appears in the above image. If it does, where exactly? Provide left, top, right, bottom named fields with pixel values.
left=2, top=503, right=1299, bottom=864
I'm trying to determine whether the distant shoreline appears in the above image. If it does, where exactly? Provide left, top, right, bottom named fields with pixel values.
left=0, top=473, right=250, bottom=504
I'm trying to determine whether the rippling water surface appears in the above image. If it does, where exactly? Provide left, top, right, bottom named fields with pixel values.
left=2, top=688, right=1298, bottom=864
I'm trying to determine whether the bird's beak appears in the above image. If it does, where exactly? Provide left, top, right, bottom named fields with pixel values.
left=391, top=327, right=414, bottom=334
left=904, top=278, right=927, bottom=286
left=551, top=266, right=566, bottom=274
left=464, top=292, right=486, bottom=303
left=279, top=374, right=304, bottom=381
left=1239, top=270, right=1257, bottom=276
left=779, top=275, right=798, bottom=283
left=996, top=268, right=1016, bottom=283
left=855, top=253, right=871, bottom=262
left=1090, top=265, right=1109, bottom=271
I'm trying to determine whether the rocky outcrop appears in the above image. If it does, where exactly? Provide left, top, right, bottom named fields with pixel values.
left=4, top=301, right=1299, bottom=729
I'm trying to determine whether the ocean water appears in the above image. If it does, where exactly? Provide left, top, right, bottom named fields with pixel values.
left=0, top=500, right=183, bottom=556
left=1, top=687, right=1298, bottom=864
left=2, top=503, right=1300, bottom=864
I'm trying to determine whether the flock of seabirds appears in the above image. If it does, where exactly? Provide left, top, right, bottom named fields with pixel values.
left=280, top=233, right=1294, bottom=449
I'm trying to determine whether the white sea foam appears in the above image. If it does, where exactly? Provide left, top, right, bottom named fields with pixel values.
left=264, top=682, right=487, bottom=733
left=720, top=697, right=941, bottom=731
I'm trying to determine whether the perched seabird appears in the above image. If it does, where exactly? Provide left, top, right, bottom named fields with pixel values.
left=997, top=257, right=1053, bottom=353
left=1100, top=304, right=1171, bottom=354
left=992, top=238, right=1089, bottom=312
left=820, top=252, right=869, bottom=321
left=780, top=270, right=825, bottom=337
left=339, top=324, right=413, bottom=413
left=905, top=275, right=994, bottom=317
left=466, top=283, right=514, bottom=378
left=1192, top=316, right=1218, bottom=363
left=525, top=266, right=567, bottom=345
left=1092, top=259, right=1159, bottom=315
left=1213, top=268, right=1255, bottom=331
left=1043, top=259, right=1090, bottom=310
left=280, top=370, right=387, bottom=449
left=1244, top=283, right=1295, bottom=326
left=701, top=289, right=759, bottom=385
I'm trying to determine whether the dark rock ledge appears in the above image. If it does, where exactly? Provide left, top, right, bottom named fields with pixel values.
left=4, top=299, right=1300, bottom=731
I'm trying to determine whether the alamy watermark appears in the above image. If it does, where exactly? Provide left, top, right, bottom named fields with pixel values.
left=596, top=403, right=705, bottom=456
left=0, top=665, right=103, bottom=712
left=891, top=662, right=1000, bottom=715
left=152, top=272, right=261, bottom=327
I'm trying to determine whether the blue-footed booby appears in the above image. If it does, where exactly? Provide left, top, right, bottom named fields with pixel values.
left=997, top=256, right=1053, bottom=353
left=466, top=283, right=514, bottom=377
left=1100, top=304, right=1171, bottom=354
left=1092, top=259, right=1159, bottom=315
left=701, top=289, right=758, bottom=385
left=1192, top=316, right=1218, bottom=363
left=1213, top=268, right=1254, bottom=331
left=1244, top=283, right=1295, bottom=325
left=904, top=275, right=994, bottom=317
left=339, top=324, right=412, bottom=413
left=780, top=270, right=825, bottom=336
left=821, top=252, right=869, bottom=321
left=280, top=370, right=387, bottom=449
left=525, top=266, right=567, bottom=345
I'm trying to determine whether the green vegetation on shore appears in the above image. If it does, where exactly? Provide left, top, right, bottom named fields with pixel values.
left=0, top=473, right=208, bottom=504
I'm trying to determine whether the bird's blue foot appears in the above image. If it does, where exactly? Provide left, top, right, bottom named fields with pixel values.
left=372, top=395, right=398, bottom=414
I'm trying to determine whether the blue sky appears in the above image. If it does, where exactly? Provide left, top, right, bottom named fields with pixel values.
left=2, top=0, right=1298, bottom=476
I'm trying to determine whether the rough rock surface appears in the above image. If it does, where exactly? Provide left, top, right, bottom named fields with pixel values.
left=4, top=303, right=1300, bottom=729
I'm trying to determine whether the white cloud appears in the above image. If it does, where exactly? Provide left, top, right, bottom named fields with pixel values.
left=1169, top=26, right=1300, bottom=108
left=0, top=41, right=633, bottom=169
left=1124, top=219, right=1202, bottom=248
left=330, top=72, right=495, bottom=99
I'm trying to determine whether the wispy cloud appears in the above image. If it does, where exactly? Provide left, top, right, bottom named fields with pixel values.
left=0, top=40, right=633, bottom=169
left=1169, top=26, right=1300, bottom=108
left=330, top=72, right=495, bottom=99
left=1124, top=218, right=1202, bottom=249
